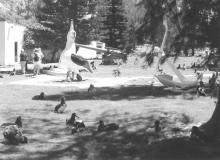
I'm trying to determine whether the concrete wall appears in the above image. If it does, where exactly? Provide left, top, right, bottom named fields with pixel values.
left=0, top=21, right=25, bottom=66
left=0, top=21, right=5, bottom=66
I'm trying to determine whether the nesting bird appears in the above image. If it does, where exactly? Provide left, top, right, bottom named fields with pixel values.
left=54, top=96, right=67, bottom=113
left=66, top=113, right=85, bottom=134
left=97, top=120, right=119, bottom=132
left=33, top=92, right=45, bottom=100
left=38, top=92, right=45, bottom=100
left=1, top=116, right=28, bottom=145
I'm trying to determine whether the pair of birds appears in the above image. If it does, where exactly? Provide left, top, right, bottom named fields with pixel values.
left=33, top=93, right=67, bottom=113
left=57, top=98, right=118, bottom=134
left=66, top=113, right=119, bottom=134
left=34, top=83, right=96, bottom=99
left=53, top=84, right=97, bottom=113
left=1, top=116, right=28, bottom=145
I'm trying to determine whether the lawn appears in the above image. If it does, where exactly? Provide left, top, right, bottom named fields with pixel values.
left=0, top=56, right=218, bottom=160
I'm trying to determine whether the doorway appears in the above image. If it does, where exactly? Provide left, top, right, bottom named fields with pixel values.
left=14, top=42, right=18, bottom=62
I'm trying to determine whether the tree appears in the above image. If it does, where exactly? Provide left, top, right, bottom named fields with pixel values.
left=174, top=0, right=215, bottom=56
left=23, top=0, right=95, bottom=61
left=137, top=0, right=220, bottom=139
left=0, top=0, right=46, bottom=29
left=89, top=0, right=109, bottom=42
left=105, top=0, right=127, bottom=49
left=30, top=0, right=93, bottom=49
left=123, top=0, right=146, bottom=50
left=91, top=0, right=127, bottom=49
left=174, top=0, right=220, bottom=112
left=198, top=0, right=220, bottom=139
left=0, top=0, right=50, bottom=49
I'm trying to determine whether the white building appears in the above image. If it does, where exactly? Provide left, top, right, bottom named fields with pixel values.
left=0, top=19, right=25, bottom=66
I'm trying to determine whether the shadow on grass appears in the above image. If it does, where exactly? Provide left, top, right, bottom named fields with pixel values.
left=31, top=111, right=220, bottom=160
left=33, top=85, right=192, bottom=101
left=1, top=110, right=216, bottom=160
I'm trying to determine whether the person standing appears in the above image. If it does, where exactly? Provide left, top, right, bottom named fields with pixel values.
left=25, top=54, right=29, bottom=73
left=20, top=49, right=27, bottom=75
left=33, top=48, right=44, bottom=76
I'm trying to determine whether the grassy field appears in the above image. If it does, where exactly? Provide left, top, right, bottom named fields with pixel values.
left=0, top=56, right=219, bottom=160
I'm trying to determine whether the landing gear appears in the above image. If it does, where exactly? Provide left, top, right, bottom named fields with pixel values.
left=66, top=71, right=83, bottom=82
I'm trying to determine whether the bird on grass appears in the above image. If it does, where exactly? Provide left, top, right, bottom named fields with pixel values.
left=1, top=116, right=28, bottom=145
left=33, top=92, right=45, bottom=100
left=88, top=84, right=96, bottom=94
left=97, top=120, right=119, bottom=132
left=9, top=68, right=16, bottom=76
left=54, top=96, right=67, bottom=113
left=66, top=113, right=86, bottom=134
left=1, top=116, right=22, bottom=128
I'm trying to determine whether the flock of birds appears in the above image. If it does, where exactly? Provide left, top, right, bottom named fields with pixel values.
left=1, top=82, right=208, bottom=145
left=0, top=84, right=121, bottom=145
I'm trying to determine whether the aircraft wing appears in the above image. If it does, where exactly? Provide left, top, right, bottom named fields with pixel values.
left=71, top=54, right=93, bottom=73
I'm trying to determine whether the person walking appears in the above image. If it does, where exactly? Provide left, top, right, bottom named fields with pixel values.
left=20, top=49, right=27, bottom=75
